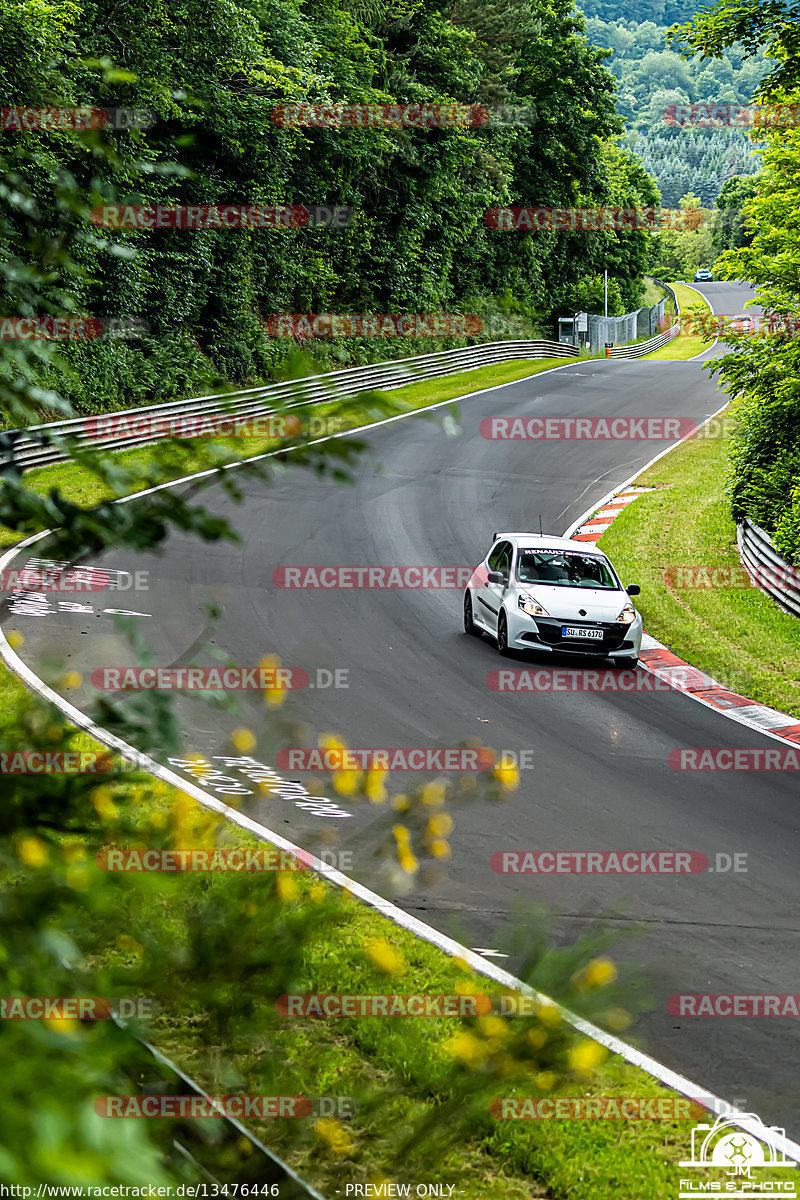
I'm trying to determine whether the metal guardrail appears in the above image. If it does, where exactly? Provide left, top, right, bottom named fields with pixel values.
left=652, top=278, right=679, bottom=315
left=132, top=1031, right=328, bottom=1197
left=0, top=339, right=578, bottom=473
left=737, top=519, right=800, bottom=618
left=605, top=278, right=682, bottom=358
left=605, top=322, right=681, bottom=358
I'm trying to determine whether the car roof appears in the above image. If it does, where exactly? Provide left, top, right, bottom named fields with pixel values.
left=493, top=533, right=608, bottom=555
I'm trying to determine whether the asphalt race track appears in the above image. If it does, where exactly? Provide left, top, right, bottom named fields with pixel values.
left=8, top=281, right=800, bottom=1128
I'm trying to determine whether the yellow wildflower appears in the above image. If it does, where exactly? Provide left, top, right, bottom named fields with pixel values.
left=445, top=1031, right=487, bottom=1067
left=91, top=787, right=119, bottom=822
left=231, top=728, right=256, bottom=753
left=17, top=836, right=48, bottom=867
left=568, top=1039, right=606, bottom=1073
left=314, top=1118, right=353, bottom=1156
left=492, top=755, right=520, bottom=793
left=421, top=781, right=446, bottom=807
left=365, top=939, right=405, bottom=976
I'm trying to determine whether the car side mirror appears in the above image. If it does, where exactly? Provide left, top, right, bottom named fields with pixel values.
left=627, top=584, right=641, bottom=596
left=487, top=570, right=506, bottom=585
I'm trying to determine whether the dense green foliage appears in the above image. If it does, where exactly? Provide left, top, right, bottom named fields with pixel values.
left=671, top=0, right=800, bottom=562
left=581, top=15, right=767, bottom=205
left=579, top=0, right=700, bottom=26
left=0, top=0, right=665, bottom=415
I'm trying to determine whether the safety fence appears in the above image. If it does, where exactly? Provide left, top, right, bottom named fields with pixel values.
left=737, top=518, right=800, bottom=618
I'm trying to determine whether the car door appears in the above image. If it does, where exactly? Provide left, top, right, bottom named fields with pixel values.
left=477, top=540, right=512, bottom=633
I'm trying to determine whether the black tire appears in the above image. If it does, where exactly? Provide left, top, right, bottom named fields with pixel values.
left=611, top=655, right=639, bottom=668
left=497, top=611, right=512, bottom=657
left=463, top=591, right=480, bottom=636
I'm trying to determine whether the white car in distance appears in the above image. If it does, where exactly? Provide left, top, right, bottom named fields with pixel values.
left=463, top=532, right=642, bottom=666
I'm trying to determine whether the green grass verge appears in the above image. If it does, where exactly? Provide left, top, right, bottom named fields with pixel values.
left=640, top=278, right=667, bottom=309
left=156, top=892, right=703, bottom=1200
left=599, top=428, right=800, bottom=718
left=644, top=283, right=712, bottom=361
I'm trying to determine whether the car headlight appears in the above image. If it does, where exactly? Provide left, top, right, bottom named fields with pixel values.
left=519, top=593, right=549, bottom=617
left=616, top=602, right=637, bottom=625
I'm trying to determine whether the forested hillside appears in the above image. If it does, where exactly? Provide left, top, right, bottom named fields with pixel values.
left=581, top=14, right=768, bottom=205
left=0, top=0, right=664, bottom=414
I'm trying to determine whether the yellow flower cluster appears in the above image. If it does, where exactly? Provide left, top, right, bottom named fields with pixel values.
left=91, top=786, right=119, bottom=823
left=260, top=654, right=286, bottom=708
left=492, top=755, right=520, bottom=793
left=568, top=1038, right=607, bottom=1074
left=423, top=811, right=453, bottom=859
left=391, top=824, right=418, bottom=874
left=17, top=836, right=48, bottom=868
left=571, top=956, right=617, bottom=991
left=365, top=938, right=405, bottom=976
left=314, top=1118, right=353, bottom=1156
left=319, top=734, right=361, bottom=797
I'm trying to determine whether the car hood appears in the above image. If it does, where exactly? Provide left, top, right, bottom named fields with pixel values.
left=520, top=586, right=632, bottom=621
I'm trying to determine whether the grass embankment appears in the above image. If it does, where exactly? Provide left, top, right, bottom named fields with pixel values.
left=0, top=350, right=711, bottom=1196
left=0, top=641, right=706, bottom=1198
left=644, top=283, right=712, bottom=361
left=599, top=427, right=800, bottom=718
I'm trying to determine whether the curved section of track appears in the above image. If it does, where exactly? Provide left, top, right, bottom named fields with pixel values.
left=7, top=283, right=798, bottom=1127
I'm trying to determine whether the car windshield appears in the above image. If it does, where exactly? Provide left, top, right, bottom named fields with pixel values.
left=516, top=550, right=619, bottom=589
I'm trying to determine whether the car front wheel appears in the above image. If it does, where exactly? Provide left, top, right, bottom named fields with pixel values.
left=463, top=591, right=480, bottom=637
left=497, top=611, right=512, bottom=657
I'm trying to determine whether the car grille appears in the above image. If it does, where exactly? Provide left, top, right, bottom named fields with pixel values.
left=529, top=618, right=629, bottom=653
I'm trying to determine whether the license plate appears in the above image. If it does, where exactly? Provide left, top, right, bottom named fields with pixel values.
left=562, top=626, right=603, bottom=640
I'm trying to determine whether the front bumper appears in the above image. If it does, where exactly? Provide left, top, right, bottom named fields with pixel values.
left=506, top=609, right=642, bottom=657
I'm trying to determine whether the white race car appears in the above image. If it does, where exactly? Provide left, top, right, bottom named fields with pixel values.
left=463, top=532, right=642, bottom=666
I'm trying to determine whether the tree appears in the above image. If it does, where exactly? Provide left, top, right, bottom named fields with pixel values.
left=666, top=0, right=800, bottom=561
left=710, top=173, right=759, bottom=253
